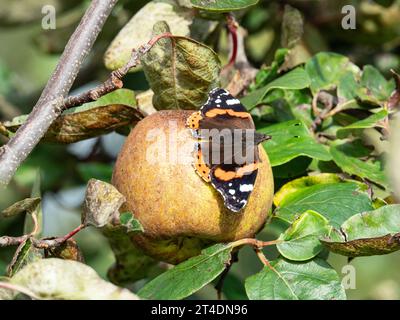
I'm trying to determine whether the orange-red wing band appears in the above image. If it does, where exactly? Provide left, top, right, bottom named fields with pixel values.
left=204, top=108, right=251, bottom=119
left=213, top=163, right=258, bottom=181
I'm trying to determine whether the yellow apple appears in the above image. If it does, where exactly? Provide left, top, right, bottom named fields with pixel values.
left=112, top=110, right=274, bottom=264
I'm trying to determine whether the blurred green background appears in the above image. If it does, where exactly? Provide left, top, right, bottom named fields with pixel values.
left=1, top=0, right=400, bottom=299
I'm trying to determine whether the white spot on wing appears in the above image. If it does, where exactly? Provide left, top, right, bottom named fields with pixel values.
left=228, top=189, right=235, bottom=195
left=226, top=99, right=241, bottom=105
left=239, top=184, right=253, bottom=192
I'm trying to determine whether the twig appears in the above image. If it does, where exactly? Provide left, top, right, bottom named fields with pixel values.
left=231, top=237, right=282, bottom=249
left=29, top=212, right=39, bottom=236
left=0, top=31, right=173, bottom=146
left=224, top=13, right=239, bottom=69
left=0, top=224, right=86, bottom=249
left=0, top=236, right=27, bottom=248
left=254, top=248, right=297, bottom=298
left=311, top=91, right=337, bottom=131
left=0, top=0, right=119, bottom=187
left=254, top=248, right=274, bottom=269
left=224, top=26, right=258, bottom=97
left=33, top=224, right=86, bottom=249
left=312, top=92, right=321, bottom=118
left=222, top=14, right=258, bottom=96
left=62, top=32, right=172, bottom=110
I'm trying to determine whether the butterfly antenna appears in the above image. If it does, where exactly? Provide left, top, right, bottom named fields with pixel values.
left=254, top=132, right=271, bottom=145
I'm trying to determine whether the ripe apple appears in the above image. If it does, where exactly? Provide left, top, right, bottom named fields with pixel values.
left=112, top=110, right=274, bottom=264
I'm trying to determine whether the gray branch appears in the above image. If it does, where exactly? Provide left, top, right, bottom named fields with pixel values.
left=0, top=0, right=118, bottom=186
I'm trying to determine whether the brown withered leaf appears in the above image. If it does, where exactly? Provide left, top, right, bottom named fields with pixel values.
left=321, top=204, right=400, bottom=257
left=141, top=21, right=220, bottom=110
left=321, top=233, right=400, bottom=257
left=104, top=0, right=193, bottom=72
left=2, top=89, right=143, bottom=144
left=46, top=239, right=85, bottom=263
left=1, top=197, right=41, bottom=218
left=82, top=179, right=126, bottom=228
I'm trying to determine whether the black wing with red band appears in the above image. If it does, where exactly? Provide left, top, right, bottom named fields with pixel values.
left=186, top=88, right=269, bottom=212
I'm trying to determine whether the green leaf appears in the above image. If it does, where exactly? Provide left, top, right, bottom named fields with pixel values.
left=277, top=210, right=330, bottom=261
left=245, top=258, right=346, bottom=300
left=337, top=71, right=361, bottom=101
left=222, top=273, right=248, bottom=300
left=190, top=0, right=258, bottom=12
left=274, top=173, right=341, bottom=205
left=272, top=156, right=312, bottom=179
left=141, top=21, right=220, bottom=110
left=2, top=89, right=143, bottom=144
left=336, top=109, right=388, bottom=138
left=321, top=204, right=400, bottom=257
left=330, top=140, right=388, bottom=189
left=102, top=226, right=158, bottom=285
left=305, top=52, right=360, bottom=95
left=357, top=65, right=395, bottom=105
left=1, top=197, right=41, bottom=218
left=104, top=0, right=193, bottom=71
left=258, top=120, right=332, bottom=166
left=274, top=174, right=374, bottom=228
left=241, top=68, right=310, bottom=110
left=77, top=163, right=113, bottom=183
left=119, top=212, right=144, bottom=233
left=251, top=48, right=289, bottom=91
left=7, top=238, right=41, bottom=277
left=251, top=88, right=313, bottom=127
left=23, top=170, right=42, bottom=237
left=138, top=243, right=233, bottom=300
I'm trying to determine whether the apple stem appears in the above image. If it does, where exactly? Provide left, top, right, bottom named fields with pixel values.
left=230, top=238, right=282, bottom=249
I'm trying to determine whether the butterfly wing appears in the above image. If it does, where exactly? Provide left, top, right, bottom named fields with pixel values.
left=186, top=87, right=263, bottom=212
left=186, top=88, right=255, bottom=134
left=210, top=164, right=258, bottom=212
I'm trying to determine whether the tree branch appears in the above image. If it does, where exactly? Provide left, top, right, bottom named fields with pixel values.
left=0, top=0, right=118, bottom=187
left=0, top=224, right=86, bottom=249
left=62, top=32, right=172, bottom=110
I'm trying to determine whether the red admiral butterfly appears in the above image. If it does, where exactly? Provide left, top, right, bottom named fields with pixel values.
left=186, top=88, right=271, bottom=212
